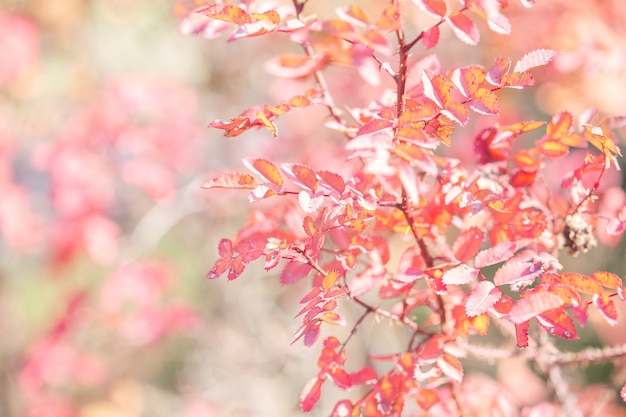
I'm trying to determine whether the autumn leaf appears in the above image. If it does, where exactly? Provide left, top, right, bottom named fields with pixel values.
left=446, top=12, right=479, bottom=46
left=202, top=172, right=259, bottom=189
left=422, top=25, right=440, bottom=49
left=465, top=281, right=502, bottom=317
left=413, top=0, right=447, bottom=18
left=592, top=293, right=618, bottom=326
left=512, top=49, right=557, bottom=73
left=300, top=376, right=325, bottom=412
left=242, top=158, right=284, bottom=189
left=437, top=353, right=463, bottom=383
left=508, top=292, right=564, bottom=324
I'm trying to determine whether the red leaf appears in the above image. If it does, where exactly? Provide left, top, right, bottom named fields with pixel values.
left=422, top=25, right=440, bottom=49
left=513, top=49, right=558, bottom=73
left=280, top=261, right=313, bottom=284
left=474, top=241, right=518, bottom=268
left=593, top=293, right=618, bottom=326
left=208, top=239, right=234, bottom=279
left=328, top=366, right=352, bottom=389
left=413, top=0, right=447, bottom=18
left=243, top=158, right=284, bottom=189
left=453, top=227, right=485, bottom=263
left=508, top=292, right=564, bottom=324
left=536, top=308, right=578, bottom=339
left=350, top=367, right=378, bottom=386
left=515, top=321, right=530, bottom=347
left=465, top=281, right=502, bottom=317
left=300, top=376, right=324, bottom=412
left=437, top=353, right=463, bottom=383
left=446, top=12, right=479, bottom=46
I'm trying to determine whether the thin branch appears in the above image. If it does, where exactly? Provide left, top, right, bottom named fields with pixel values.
left=549, top=342, right=626, bottom=367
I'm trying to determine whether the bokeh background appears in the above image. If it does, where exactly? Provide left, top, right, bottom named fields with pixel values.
left=1, top=0, right=625, bottom=416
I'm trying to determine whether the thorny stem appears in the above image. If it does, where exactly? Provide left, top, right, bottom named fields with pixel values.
left=291, top=0, right=347, bottom=132
left=393, top=0, right=408, bottom=118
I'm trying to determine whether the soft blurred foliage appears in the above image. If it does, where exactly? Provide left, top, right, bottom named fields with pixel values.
left=1, top=1, right=625, bottom=416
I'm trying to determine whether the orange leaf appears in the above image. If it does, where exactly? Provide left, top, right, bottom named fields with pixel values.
left=202, top=4, right=251, bottom=24
left=422, top=73, right=451, bottom=108
left=414, top=0, right=447, bottom=18
left=336, top=5, right=371, bottom=26
left=376, top=4, right=402, bottom=31
left=243, top=158, right=284, bottom=189
left=451, top=67, right=479, bottom=98
left=470, top=88, right=499, bottom=116
left=282, top=163, right=318, bottom=191
left=593, top=293, right=618, bottom=326
left=590, top=271, right=623, bottom=289
left=537, top=139, right=568, bottom=158
left=203, top=172, right=259, bottom=189
left=317, top=170, right=345, bottom=193
left=499, top=120, right=546, bottom=133
left=500, top=72, right=535, bottom=89
left=322, top=271, right=339, bottom=292
left=558, top=272, right=603, bottom=295
left=470, top=313, right=489, bottom=335
left=513, top=149, right=539, bottom=171
left=546, top=111, right=573, bottom=140
left=256, top=111, right=278, bottom=137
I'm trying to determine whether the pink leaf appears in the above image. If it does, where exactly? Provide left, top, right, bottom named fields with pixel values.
left=508, top=292, right=564, bottom=324
left=280, top=261, right=313, bottom=284
left=513, top=49, right=558, bottom=73
left=422, top=25, right=440, bottom=49
left=465, top=281, right=502, bottom=317
left=298, top=190, right=325, bottom=214
left=493, top=261, right=543, bottom=288
left=437, top=353, right=463, bottom=383
left=300, top=376, right=324, bottom=412
left=446, top=12, right=479, bottom=46
left=474, top=241, right=519, bottom=268
left=443, top=264, right=478, bottom=285
left=621, top=384, right=626, bottom=402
